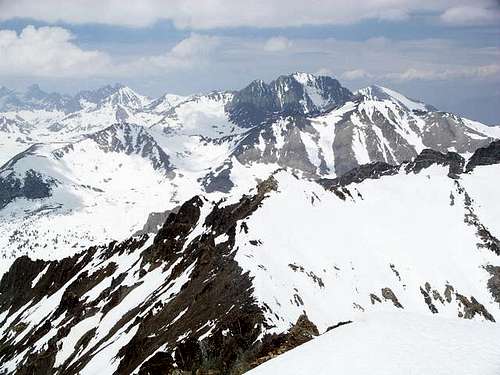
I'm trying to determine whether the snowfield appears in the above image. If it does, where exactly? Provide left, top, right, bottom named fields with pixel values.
left=234, top=166, right=500, bottom=334
left=247, top=311, right=500, bottom=375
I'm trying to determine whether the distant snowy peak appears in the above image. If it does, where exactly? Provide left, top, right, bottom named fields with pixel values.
left=147, top=93, right=187, bottom=113
left=84, top=123, right=174, bottom=173
left=99, top=85, right=150, bottom=110
left=0, top=84, right=75, bottom=113
left=357, top=85, right=434, bottom=112
left=74, top=84, right=123, bottom=106
left=0, top=83, right=150, bottom=114
left=292, top=72, right=353, bottom=110
left=226, top=73, right=353, bottom=127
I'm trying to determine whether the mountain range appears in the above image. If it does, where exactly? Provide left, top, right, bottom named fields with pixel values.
left=0, top=73, right=499, bottom=374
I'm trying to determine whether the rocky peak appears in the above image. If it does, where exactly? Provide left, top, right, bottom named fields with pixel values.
left=24, top=84, right=46, bottom=99
left=75, top=84, right=120, bottom=104
left=226, top=73, right=353, bottom=127
left=103, top=85, right=149, bottom=110
left=75, top=84, right=148, bottom=110
left=86, top=123, right=174, bottom=174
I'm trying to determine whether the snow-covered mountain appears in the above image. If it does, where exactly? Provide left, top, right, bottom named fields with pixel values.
left=0, top=84, right=76, bottom=113
left=1, top=73, right=499, bottom=269
left=0, top=73, right=499, bottom=374
left=0, top=141, right=499, bottom=374
left=0, top=123, right=177, bottom=269
left=0, top=73, right=499, bottom=268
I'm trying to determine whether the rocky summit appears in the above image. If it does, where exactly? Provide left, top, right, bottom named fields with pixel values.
left=0, top=73, right=499, bottom=374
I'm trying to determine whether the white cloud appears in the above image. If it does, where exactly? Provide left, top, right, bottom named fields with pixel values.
left=263, top=37, right=292, bottom=52
left=0, top=26, right=111, bottom=77
left=341, top=69, right=373, bottom=80
left=0, top=0, right=497, bottom=29
left=0, top=27, right=220, bottom=78
left=441, top=5, right=500, bottom=25
left=385, top=64, right=500, bottom=81
left=1, top=25, right=498, bottom=87
left=144, top=33, right=220, bottom=70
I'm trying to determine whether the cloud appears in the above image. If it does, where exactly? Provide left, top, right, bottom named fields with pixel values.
left=0, top=0, right=497, bottom=29
left=385, top=64, right=500, bottom=81
left=0, top=25, right=111, bottom=77
left=0, top=27, right=220, bottom=78
left=441, top=5, right=500, bottom=25
left=1, top=25, right=498, bottom=89
left=144, top=33, right=220, bottom=70
left=341, top=69, right=373, bottom=80
left=263, top=37, right=292, bottom=52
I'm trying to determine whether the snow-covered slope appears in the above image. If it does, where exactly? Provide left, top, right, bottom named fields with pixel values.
left=0, top=123, right=177, bottom=274
left=247, top=312, right=500, bottom=375
left=234, top=161, right=499, bottom=334
left=0, top=143, right=498, bottom=374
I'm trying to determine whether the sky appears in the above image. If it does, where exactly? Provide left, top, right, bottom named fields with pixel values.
left=0, top=0, right=499, bottom=124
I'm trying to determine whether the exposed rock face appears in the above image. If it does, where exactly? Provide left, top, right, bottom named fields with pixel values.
left=133, top=206, right=180, bottom=236
left=226, top=74, right=353, bottom=127
left=486, top=266, right=500, bottom=307
left=381, top=287, right=403, bottom=309
left=0, top=169, right=54, bottom=209
left=466, top=140, right=500, bottom=172
left=201, top=161, right=235, bottom=193
left=231, top=117, right=318, bottom=177
left=0, top=177, right=280, bottom=375
left=318, top=161, right=399, bottom=189
left=250, top=314, right=319, bottom=369
left=405, top=149, right=465, bottom=177
left=418, top=112, right=494, bottom=154
left=84, top=123, right=174, bottom=174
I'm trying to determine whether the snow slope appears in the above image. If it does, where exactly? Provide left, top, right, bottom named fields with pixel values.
left=234, top=164, right=500, bottom=334
left=247, top=312, right=500, bottom=375
left=0, top=124, right=176, bottom=274
left=0, top=145, right=499, bottom=374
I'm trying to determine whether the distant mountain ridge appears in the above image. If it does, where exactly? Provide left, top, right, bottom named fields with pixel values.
left=0, top=83, right=150, bottom=113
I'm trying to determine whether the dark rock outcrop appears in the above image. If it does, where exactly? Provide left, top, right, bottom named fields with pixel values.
left=486, top=266, right=500, bottom=307
left=0, top=170, right=54, bottom=209
left=250, top=313, right=319, bottom=369
left=405, top=149, right=464, bottom=178
left=466, top=140, right=500, bottom=172
left=319, top=161, right=399, bottom=189
left=0, top=177, right=281, bottom=375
